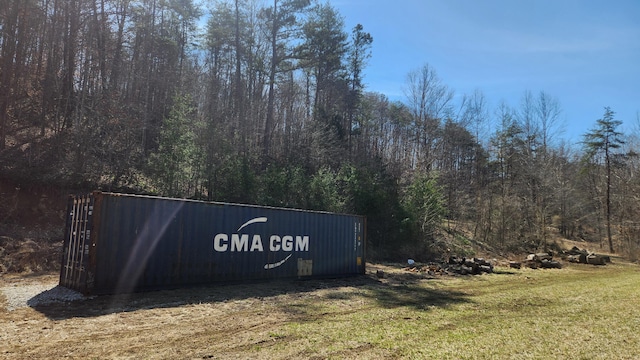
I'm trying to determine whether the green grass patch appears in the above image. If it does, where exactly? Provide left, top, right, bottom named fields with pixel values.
left=266, top=262, right=640, bottom=359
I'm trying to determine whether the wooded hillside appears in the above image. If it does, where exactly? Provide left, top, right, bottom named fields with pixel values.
left=1, top=0, right=639, bottom=259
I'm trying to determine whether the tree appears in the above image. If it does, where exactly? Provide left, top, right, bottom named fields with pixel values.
left=488, top=103, right=524, bottom=248
left=300, top=3, right=348, bottom=116
left=403, top=64, right=453, bottom=170
left=456, top=90, right=490, bottom=238
left=149, top=93, right=202, bottom=197
left=582, top=107, right=625, bottom=253
left=402, top=172, right=446, bottom=249
left=516, top=91, right=563, bottom=249
left=299, top=2, right=349, bottom=166
left=261, top=0, right=310, bottom=159
left=438, top=119, right=479, bottom=225
left=346, top=24, right=372, bottom=152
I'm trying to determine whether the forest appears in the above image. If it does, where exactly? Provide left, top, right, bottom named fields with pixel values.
left=1, top=0, right=639, bottom=260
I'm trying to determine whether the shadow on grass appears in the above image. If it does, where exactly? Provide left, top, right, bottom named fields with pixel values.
left=492, top=268, right=519, bottom=275
left=366, top=283, right=469, bottom=311
left=30, top=277, right=356, bottom=320
left=31, top=269, right=472, bottom=320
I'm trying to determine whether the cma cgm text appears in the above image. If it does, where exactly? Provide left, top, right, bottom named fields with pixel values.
left=213, top=234, right=309, bottom=252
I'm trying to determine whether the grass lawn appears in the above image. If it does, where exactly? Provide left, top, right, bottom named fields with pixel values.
left=2, top=260, right=639, bottom=359
left=274, top=261, right=640, bottom=359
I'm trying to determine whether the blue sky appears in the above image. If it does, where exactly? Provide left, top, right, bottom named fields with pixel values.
left=332, top=0, right=640, bottom=144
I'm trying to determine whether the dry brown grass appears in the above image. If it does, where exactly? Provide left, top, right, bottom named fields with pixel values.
left=2, top=260, right=640, bottom=359
left=0, top=269, right=397, bottom=359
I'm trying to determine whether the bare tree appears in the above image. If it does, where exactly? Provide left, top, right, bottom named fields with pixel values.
left=403, top=64, right=453, bottom=171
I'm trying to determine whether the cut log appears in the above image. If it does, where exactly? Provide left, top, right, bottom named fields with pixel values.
left=567, top=253, right=587, bottom=263
left=540, top=259, right=562, bottom=269
left=567, top=246, right=588, bottom=256
left=524, top=260, right=539, bottom=269
left=463, top=260, right=480, bottom=273
left=586, top=254, right=606, bottom=265
left=535, top=252, right=553, bottom=261
left=578, top=253, right=587, bottom=264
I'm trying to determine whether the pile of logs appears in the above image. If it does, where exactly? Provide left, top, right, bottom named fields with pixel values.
left=510, top=252, right=562, bottom=269
left=446, top=256, right=494, bottom=275
left=563, top=246, right=610, bottom=265
left=403, top=257, right=494, bottom=276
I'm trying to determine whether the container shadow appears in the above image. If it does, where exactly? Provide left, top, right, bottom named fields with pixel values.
left=31, top=270, right=472, bottom=320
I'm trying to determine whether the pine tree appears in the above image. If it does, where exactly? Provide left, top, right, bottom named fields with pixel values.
left=583, top=107, right=625, bottom=253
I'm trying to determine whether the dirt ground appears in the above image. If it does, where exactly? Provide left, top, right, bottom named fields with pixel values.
left=0, top=264, right=424, bottom=359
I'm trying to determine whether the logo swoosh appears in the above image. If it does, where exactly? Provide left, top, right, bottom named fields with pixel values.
left=264, top=254, right=292, bottom=269
left=237, top=217, right=267, bottom=231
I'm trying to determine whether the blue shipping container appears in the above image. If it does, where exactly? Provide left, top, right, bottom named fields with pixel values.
left=59, top=192, right=366, bottom=295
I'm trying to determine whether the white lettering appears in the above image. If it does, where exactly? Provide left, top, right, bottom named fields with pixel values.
left=270, top=235, right=281, bottom=251
left=250, top=235, right=264, bottom=252
left=214, top=234, right=228, bottom=251
left=215, top=232, right=309, bottom=253
left=282, top=235, right=293, bottom=251
left=296, top=236, right=309, bottom=251
left=231, top=234, right=249, bottom=252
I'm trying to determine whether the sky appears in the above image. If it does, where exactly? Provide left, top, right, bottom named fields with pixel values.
left=332, top=0, right=640, bottom=144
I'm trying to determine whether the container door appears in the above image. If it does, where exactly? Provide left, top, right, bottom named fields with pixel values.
left=59, top=194, right=94, bottom=292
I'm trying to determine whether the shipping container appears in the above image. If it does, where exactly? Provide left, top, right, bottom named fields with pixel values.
left=59, top=191, right=366, bottom=295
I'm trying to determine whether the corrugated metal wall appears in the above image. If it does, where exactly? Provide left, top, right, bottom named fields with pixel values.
left=60, top=192, right=366, bottom=295
left=59, top=194, right=94, bottom=291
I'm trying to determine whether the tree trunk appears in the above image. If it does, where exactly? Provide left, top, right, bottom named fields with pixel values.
left=264, top=0, right=278, bottom=160
left=606, top=150, right=614, bottom=253
left=0, top=1, right=20, bottom=150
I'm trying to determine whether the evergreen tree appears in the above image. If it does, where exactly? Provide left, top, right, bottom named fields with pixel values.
left=582, top=107, right=625, bottom=253
left=149, top=93, right=202, bottom=197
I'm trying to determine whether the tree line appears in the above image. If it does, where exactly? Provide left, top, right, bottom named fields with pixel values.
left=1, top=0, right=639, bottom=259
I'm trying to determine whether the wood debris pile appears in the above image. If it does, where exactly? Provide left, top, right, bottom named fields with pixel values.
left=404, top=257, right=494, bottom=276
left=562, top=246, right=610, bottom=265
left=509, top=252, right=562, bottom=269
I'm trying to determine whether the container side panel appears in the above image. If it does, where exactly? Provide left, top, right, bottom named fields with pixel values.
left=82, top=193, right=366, bottom=294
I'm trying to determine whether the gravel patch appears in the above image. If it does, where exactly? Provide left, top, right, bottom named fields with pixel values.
left=1, top=283, right=86, bottom=311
